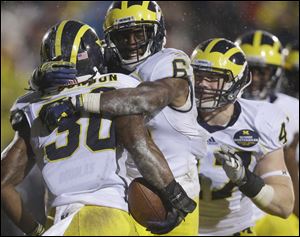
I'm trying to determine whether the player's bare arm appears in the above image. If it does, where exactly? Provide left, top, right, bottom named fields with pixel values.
left=116, top=115, right=174, bottom=189
left=254, top=148, right=295, bottom=218
left=1, top=132, right=44, bottom=235
left=284, top=133, right=299, bottom=217
left=75, top=77, right=189, bottom=116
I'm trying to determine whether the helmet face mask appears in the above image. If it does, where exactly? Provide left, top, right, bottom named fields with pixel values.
left=191, top=38, right=250, bottom=112
left=103, top=1, right=166, bottom=71
left=194, top=69, right=230, bottom=111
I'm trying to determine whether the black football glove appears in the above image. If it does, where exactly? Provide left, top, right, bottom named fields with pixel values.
left=30, top=61, right=77, bottom=91
left=40, top=100, right=77, bottom=131
left=146, top=180, right=196, bottom=234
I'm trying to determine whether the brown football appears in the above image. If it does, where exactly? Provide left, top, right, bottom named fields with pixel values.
left=128, top=178, right=167, bottom=228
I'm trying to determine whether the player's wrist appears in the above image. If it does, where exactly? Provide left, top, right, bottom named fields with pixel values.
left=251, top=184, right=274, bottom=207
left=80, top=93, right=102, bottom=113
left=160, top=179, right=196, bottom=215
left=238, top=168, right=265, bottom=198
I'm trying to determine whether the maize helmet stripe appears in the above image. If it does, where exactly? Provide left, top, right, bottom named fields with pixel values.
left=203, top=38, right=222, bottom=54
left=253, top=31, right=262, bottom=48
left=60, top=21, right=83, bottom=60
left=224, top=47, right=241, bottom=59
left=55, top=20, right=68, bottom=57
left=142, top=1, right=150, bottom=9
left=198, top=39, right=213, bottom=52
left=121, top=1, right=127, bottom=9
left=69, top=25, right=91, bottom=64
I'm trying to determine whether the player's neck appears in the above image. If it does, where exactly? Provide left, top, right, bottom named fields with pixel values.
left=201, top=104, right=234, bottom=127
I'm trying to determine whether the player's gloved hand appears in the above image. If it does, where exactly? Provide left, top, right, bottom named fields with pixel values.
left=30, top=61, right=77, bottom=91
left=214, top=145, right=266, bottom=198
left=40, top=100, right=76, bottom=131
left=214, top=145, right=246, bottom=186
left=146, top=180, right=197, bottom=234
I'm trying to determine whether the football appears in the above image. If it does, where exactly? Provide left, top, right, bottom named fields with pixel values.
left=128, top=178, right=167, bottom=228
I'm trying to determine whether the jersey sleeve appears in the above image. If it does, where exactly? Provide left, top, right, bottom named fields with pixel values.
left=111, top=73, right=140, bottom=89
left=255, top=103, right=289, bottom=155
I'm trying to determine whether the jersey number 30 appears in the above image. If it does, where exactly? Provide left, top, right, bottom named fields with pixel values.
left=43, top=87, right=115, bottom=161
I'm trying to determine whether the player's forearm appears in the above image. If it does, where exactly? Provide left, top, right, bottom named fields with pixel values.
left=1, top=185, right=38, bottom=234
left=252, top=183, right=294, bottom=218
left=81, top=79, right=183, bottom=116
left=101, top=83, right=172, bottom=116
left=129, top=138, right=174, bottom=190
left=116, top=115, right=174, bottom=190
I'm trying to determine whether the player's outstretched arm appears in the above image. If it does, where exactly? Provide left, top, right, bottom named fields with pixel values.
left=1, top=133, right=44, bottom=235
left=42, top=77, right=189, bottom=130
left=75, top=77, right=189, bottom=116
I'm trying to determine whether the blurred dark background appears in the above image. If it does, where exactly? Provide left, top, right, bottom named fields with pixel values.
left=1, top=1, right=299, bottom=235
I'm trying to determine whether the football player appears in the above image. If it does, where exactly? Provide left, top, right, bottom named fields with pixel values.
left=282, top=42, right=299, bottom=99
left=29, top=1, right=208, bottom=235
left=236, top=30, right=299, bottom=236
left=1, top=20, right=196, bottom=236
left=191, top=38, right=294, bottom=235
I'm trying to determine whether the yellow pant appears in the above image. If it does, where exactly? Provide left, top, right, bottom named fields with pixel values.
left=134, top=197, right=199, bottom=236
left=253, top=213, right=299, bottom=236
left=47, top=205, right=138, bottom=236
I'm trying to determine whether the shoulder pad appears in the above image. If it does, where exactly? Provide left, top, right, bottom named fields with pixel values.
left=10, top=109, right=28, bottom=132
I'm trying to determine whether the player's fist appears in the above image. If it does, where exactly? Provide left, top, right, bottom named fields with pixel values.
left=146, top=180, right=196, bottom=234
left=214, top=145, right=246, bottom=186
left=40, top=100, right=76, bottom=131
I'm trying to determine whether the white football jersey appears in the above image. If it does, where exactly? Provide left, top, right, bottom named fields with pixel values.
left=197, top=98, right=289, bottom=236
left=125, top=48, right=209, bottom=198
left=10, top=73, right=140, bottom=211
